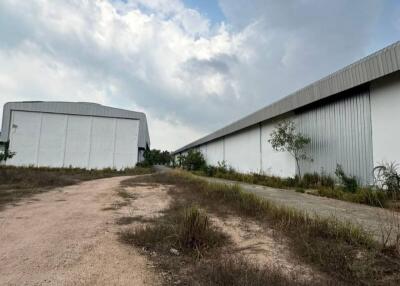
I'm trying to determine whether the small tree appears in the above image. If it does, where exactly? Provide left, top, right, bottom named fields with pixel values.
left=142, top=148, right=173, bottom=166
left=181, top=150, right=206, bottom=171
left=268, top=120, right=311, bottom=178
left=0, top=142, right=15, bottom=163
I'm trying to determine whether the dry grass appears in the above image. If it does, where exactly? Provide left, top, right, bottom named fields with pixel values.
left=118, top=176, right=315, bottom=286
left=0, top=165, right=153, bottom=189
left=101, top=200, right=130, bottom=211
left=120, top=204, right=228, bottom=257
left=115, top=216, right=153, bottom=225
left=196, top=168, right=393, bottom=208
left=0, top=165, right=153, bottom=210
left=126, top=170, right=400, bottom=285
left=196, top=256, right=317, bottom=286
left=315, top=186, right=389, bottom=207
left=117, top=189, right=139, bottom=200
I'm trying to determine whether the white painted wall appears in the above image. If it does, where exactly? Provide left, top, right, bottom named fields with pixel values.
left=64, top=115, right=92, bottom=168
left=261, top=121, right=296, bottom=177
left=37, top=113, right=68, bottom=167
left=206, top=140, right=224, bottom=166
left=114, top=118, right=140, bottom=169
left=7, top=111, right=139, bottom=169
left=89, top=117, right=116, bottom=169
left=370, top=72, right=400, bottom=165
left=184, top=121, right=296, bottom=177
left=225, top=126, right=261, bottom=173
left=199, top=145, right=207, bottom=161
left=8, top=111, right=42, bottom=166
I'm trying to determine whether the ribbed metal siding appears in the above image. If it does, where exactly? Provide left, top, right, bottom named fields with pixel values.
left=296, top=89, right=373, bottom=185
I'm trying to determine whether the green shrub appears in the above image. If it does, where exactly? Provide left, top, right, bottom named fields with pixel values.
left=138, top=148, right=172, bottom=167
left=179, top=150, right=207, bottom=171
left=301, top=172, right=335, bottom=189
left=0, top=141, right=15, bottom=163
left=374, top=162, right=400, bottom=195
left=335, top=164, right=358, bottom=193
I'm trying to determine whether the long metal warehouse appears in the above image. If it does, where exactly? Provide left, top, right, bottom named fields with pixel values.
left=0, top=101, right=150, bottom=169
left=174, top=41, right=400, bottom=185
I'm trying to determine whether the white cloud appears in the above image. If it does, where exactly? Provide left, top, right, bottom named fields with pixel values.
left=0, top=0, right=397, bottom=150
left=148, top=116, right=203, bottom=151
left=0, top=0, right=251, bottom=149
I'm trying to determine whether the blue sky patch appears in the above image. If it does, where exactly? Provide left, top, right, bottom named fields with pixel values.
left=183, top=0, right=225, bottom=23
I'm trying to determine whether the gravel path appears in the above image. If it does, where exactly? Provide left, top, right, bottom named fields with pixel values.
left=201, top=176, right=399, bottom=243
left=0, top=176, right=161, bottom=286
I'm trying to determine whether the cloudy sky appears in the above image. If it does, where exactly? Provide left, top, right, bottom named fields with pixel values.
left=0, top=0, right=399, bottom=150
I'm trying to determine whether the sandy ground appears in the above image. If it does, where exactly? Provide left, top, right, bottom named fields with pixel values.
left=120, top=185, right=171, bottom=222
left=0, top=176, right=161, bottom=286
left=210, top=215, right=325, bottom=282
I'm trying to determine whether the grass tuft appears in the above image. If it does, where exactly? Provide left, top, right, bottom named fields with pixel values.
left=197, top=256, right=313, bottom=286
left=117, top=189, right=138, bottom=200
left=316, top=187, right=389, bottom=207
left=120, top=205, right=228, bottom=256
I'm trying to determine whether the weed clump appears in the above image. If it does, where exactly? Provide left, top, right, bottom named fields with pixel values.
left=197, top=256, right=311, bottom=286
left=316, top=186, right=389, bottom=207
left=335, top=164, right=358, bottom=193
left=120, top=205, right=228, bottom=255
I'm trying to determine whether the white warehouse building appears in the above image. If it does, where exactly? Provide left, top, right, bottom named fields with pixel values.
left=0, top=101, right=150, bottom=169
left=174, top=42, right=400, bottom=185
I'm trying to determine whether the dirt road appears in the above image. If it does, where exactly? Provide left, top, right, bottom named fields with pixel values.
left=0, top=176, right=160, bottom=286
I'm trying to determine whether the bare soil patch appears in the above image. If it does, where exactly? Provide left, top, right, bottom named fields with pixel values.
left=210, top=215, right=323, bottom=282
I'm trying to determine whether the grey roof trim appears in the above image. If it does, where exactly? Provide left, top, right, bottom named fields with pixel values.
left=174, top=41, right=400, bottom=154
left=0, top=101, right=150, bottom=149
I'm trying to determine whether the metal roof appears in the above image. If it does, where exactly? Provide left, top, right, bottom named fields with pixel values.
left=0, top=101, right=150, bottom=149
left=174, top=41, right=400, bottom=154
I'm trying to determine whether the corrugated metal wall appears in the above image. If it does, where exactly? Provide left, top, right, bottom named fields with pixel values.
left=296, top=88, right=373, bottom=184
